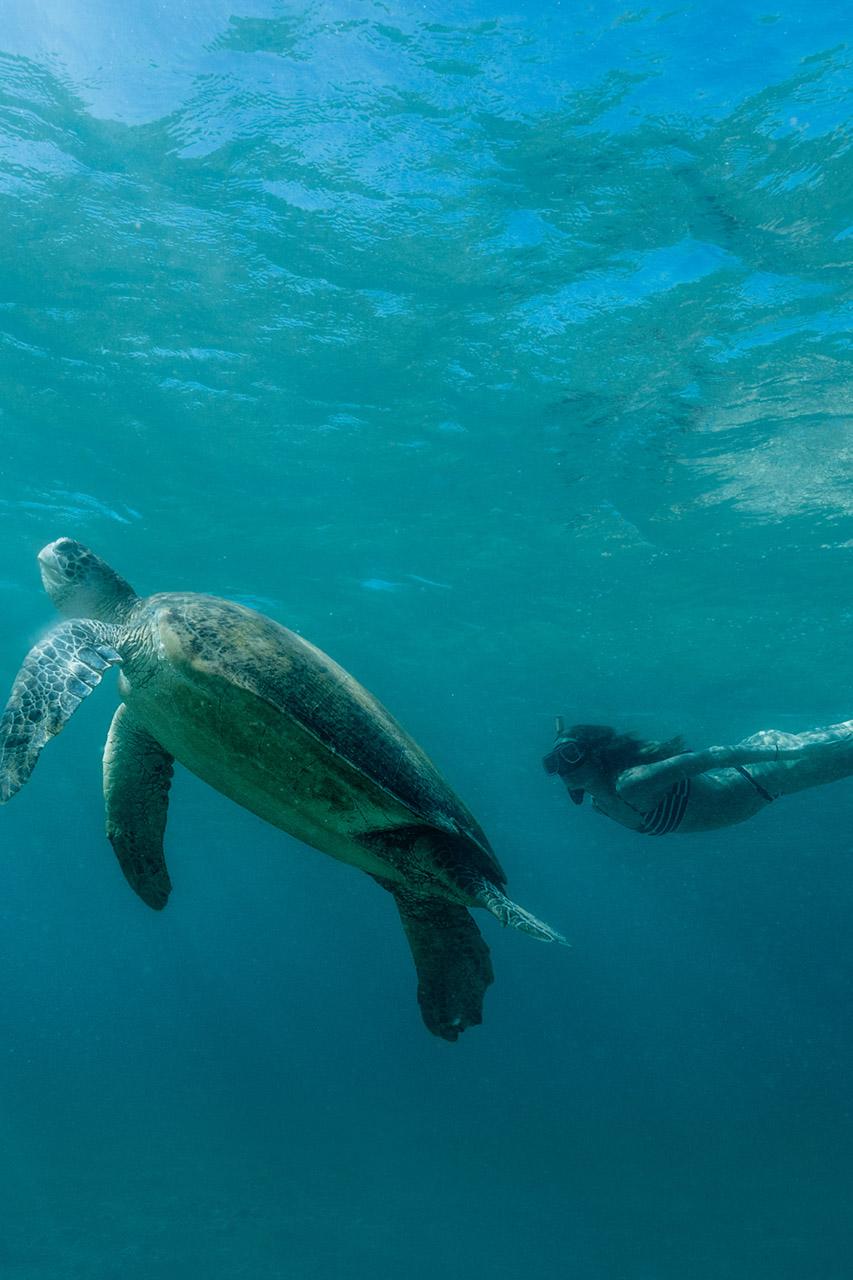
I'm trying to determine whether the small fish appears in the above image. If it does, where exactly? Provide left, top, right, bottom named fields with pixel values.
left=406, top=574, right=452, bottom=590
left=229, top=594, right=283, bottom=612
left=361, top=578, right=403, bottom=593
left=57, top=491, right=137, bottom=524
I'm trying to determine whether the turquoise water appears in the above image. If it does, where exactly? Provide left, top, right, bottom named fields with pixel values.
left=1, top=2, right=852, bottom=1275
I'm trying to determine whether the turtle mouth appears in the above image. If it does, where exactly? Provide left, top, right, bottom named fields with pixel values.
left=37, top=545, right=66, bottom=589
left=37, top=541, right=81, bottom=603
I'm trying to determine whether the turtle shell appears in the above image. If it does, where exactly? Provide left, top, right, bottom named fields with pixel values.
left=139, top=593, right=506, bottom=887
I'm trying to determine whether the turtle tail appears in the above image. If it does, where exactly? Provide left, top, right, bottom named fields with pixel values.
left=471, top=879, right=569, bottom=946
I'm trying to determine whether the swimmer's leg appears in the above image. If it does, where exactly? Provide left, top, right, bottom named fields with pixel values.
left=738, top=723, right=853, bottom=800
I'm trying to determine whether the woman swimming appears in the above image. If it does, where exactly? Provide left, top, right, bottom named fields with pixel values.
left=543, top=719, right=853, bottom=835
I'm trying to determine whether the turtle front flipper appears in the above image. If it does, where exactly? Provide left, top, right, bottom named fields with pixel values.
left=379, top=880, right=494, bottom=1041
left=0, top=620, right=122, bottom=803
left=103, top=704, right=174, bottom=911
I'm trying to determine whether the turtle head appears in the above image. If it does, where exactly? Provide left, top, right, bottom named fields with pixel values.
left=38, top=538, right=138, bottom=622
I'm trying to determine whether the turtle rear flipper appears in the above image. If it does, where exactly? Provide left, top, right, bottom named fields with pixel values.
left=469, top=879, right=569, bottom=945
left=380, top=881, right=494, bottom=1041
left=412, top=828, right=568, bottom=944
left=103, top=704, right=174, bottom=911
left=0, top=620, right=122, bottom=803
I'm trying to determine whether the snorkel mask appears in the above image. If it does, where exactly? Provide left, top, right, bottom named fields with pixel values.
left=543, top=717, right=586, bottom=804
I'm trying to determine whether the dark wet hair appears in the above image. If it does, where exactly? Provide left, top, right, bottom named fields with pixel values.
left=550, top=723, right=686, bottom=781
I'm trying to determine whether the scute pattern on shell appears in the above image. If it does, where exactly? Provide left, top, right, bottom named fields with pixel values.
left=151, top=594, right=506, bottom=887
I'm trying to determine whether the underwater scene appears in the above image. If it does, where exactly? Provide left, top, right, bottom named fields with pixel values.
left=1, top=0, right=852, bottom=1276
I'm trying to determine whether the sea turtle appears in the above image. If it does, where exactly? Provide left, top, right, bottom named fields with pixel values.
left=0, top=538, right=565, bottom=1040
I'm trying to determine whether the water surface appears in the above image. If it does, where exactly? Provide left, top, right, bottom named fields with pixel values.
left=1, top=3, right=852, bottom=1276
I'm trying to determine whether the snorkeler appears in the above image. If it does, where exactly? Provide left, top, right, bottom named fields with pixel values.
left=542, top=718, right=853, bottom=835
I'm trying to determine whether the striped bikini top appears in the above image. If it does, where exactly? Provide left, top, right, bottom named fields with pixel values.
left=638, top=778, right=691, bottom=835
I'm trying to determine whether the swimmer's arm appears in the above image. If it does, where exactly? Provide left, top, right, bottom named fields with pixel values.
left=616, top=737, right=803, bottom=810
